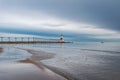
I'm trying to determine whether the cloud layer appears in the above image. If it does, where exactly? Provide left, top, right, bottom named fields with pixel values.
left=0, top=0, right=120, bottom=41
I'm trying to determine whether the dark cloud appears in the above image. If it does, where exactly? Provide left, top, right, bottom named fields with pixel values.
left=0, top=0, right=120, bottom=31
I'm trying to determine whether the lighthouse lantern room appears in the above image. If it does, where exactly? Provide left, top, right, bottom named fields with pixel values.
left=60, top=34, right=64, bottom=42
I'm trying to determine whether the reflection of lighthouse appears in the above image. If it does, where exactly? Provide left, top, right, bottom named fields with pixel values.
left=60, top=34, right=64, bottom=42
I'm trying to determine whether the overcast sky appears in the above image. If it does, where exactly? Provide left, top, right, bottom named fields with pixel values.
left=0, top=0, right=120, bottom=41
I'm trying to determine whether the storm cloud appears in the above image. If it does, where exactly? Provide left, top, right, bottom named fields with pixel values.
left=1, top=0, right=120, bottom=30
left=0, top=0, right=120, bottom=41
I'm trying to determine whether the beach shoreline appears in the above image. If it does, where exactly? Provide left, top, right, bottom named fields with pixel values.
left=0, top=47, right=67, bottom=80
left=1, top=42, right=120, bottom=80
left=18, top=47, right=77, bottom=80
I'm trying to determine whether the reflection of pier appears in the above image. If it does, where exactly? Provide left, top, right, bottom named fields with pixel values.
left=0, top=37, right=71, bottom=44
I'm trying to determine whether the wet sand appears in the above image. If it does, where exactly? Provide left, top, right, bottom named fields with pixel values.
left=0, top=62, right=66, bottom=80
left=22, top=48, right=75, bottom=80
left=0, top=47, right=67, bottom=80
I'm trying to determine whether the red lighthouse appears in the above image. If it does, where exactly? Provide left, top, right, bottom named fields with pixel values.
left=60, top=34, right=64, bottom=42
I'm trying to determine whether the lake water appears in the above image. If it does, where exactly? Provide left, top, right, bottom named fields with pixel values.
left=0, top=46, right=66, bottom=80
left=0, top=42, right=120, bottom=80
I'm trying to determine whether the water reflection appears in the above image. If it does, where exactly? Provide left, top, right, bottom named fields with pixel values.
left=0, top=46, right=66, bottom=80
left=0, top=43, right=65, bottom=48
left=0, top=47, right=3, bottom=55
left=0, top=47, right=32, bottom=62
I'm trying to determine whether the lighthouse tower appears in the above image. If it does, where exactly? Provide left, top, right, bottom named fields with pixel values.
left=60, top=34, right=64, bottom=42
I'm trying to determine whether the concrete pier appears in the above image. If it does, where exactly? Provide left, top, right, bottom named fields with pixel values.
left=0, top=37, right=72, bottom=44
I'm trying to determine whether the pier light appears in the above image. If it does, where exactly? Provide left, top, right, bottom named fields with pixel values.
left=60, top=34, right=64, bottom=42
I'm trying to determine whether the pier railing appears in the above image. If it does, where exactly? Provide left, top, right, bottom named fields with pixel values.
left=0, top=37, right=70, bottom=44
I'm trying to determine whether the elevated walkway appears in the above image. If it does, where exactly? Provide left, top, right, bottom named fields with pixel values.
left=0, top=37, right=72, bottom=44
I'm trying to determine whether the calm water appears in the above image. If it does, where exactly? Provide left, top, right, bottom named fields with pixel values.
left=0, top=47, right=31, bottom=62
left=0, top=42, right=120, bottom=80
left=33, top=42, right=120, bottom=80
left=0, top=46, right=66, bottom=80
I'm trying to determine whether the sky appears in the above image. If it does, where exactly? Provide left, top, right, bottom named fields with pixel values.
left=0, top=0, right=120, bottom=42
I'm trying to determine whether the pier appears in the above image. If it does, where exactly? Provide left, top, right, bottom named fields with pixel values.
left=0, top=37, right=72, bottom=44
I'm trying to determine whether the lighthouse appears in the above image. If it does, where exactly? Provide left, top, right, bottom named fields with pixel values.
left=60, top=34, right=64, bottom=42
